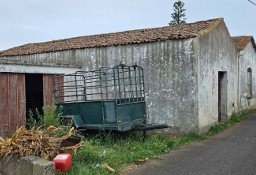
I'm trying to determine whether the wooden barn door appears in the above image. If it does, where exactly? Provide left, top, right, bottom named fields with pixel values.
left=25, top=74, right=58, bottom=116
left=0, top=73, right=26, bottom=136
left=43, top=74, right=64, bottom=106
left=43, top=74, right=55, bottom=106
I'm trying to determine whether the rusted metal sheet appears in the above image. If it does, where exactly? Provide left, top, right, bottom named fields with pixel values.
left=17, top=75, right=26, bottom=127
left=54, top=76, right=64, bottom=103
left=0, top=73, right=26, bottom=136
left=43, top=74, right=64, bottom=106
left=43, top=74, right=55, bottom=106
left=0, top=73, right=8, bottom=136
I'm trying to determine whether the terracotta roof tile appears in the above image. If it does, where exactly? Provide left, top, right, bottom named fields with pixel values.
left=232, top=36, right=256, bottom=51
left=0, top=18, right=223, bottom=56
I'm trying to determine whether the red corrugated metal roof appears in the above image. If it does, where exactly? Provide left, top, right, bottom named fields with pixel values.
left=0, top=18, right=223, bottom=56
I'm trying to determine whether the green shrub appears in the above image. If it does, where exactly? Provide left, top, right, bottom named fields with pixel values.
left=26, top=102, right=62, bottom=129
left=43, top=104, right=62, bottom=128
left=26, top=109, right=44, bottom=129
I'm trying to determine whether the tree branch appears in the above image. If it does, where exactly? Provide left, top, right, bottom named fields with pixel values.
left=248, top=0, right=256, bottom=6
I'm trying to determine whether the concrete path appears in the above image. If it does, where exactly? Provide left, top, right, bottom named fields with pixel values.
left=125, top=114, right=256, bottom=175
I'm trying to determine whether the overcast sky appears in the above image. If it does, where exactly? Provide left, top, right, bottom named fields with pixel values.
left=0, top=0, right=255, bottom=50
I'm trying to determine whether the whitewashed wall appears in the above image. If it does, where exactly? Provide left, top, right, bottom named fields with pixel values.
left=0, top=39, right=199, bottom=134
left=238, top=42, right=256, bottom=110
left=1, top=21, right=243, bottom=134
left=73, top=40, right=199, bottom=134
left=195, top=21, right=239, bottom=132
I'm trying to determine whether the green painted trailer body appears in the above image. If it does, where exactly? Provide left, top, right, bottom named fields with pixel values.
left=54, top=65, right=147, bottom=132
left=56, top=100, right=146, bottom=131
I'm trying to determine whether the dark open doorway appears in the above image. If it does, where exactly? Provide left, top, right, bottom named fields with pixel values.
left=218, top=71, right=227, bottom=122
left=25, top=74, right=44, bottom=120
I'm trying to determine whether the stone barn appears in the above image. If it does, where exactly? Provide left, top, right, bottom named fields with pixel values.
left=232, top=36, right=256, bottom=111
left=0, top=18, right=240, bottom=135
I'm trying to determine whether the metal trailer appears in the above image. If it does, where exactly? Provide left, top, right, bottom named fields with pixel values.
left=54, top=64, right=167, bottom=132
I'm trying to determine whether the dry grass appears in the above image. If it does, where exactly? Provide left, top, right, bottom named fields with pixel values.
left=0, top=126, right=83, bottom=160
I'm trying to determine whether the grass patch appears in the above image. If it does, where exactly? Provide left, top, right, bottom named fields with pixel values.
left=58, top=108, right=256, bottom=175
left=173, top=133, right=207, bottom=148
left=207, top=108, right=256, bottom=136
left=58, top=132, right=174, bottom=175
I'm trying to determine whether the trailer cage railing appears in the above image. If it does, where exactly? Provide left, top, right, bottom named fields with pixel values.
left=54, top=64, right=145, bottom=105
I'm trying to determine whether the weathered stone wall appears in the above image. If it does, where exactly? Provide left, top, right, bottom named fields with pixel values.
left=1, top=39, right=199, bottom=134
left=0, top=50, right=80, bottom=67
left=1, top=22, right=241, bottom=134
left=0, top=155, right=55, bottom=175
left=238, top=43, right=256, bottom=110
left=74, top=40, right=199, bottom=134
left=196, top=20, right=239, bottom=132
